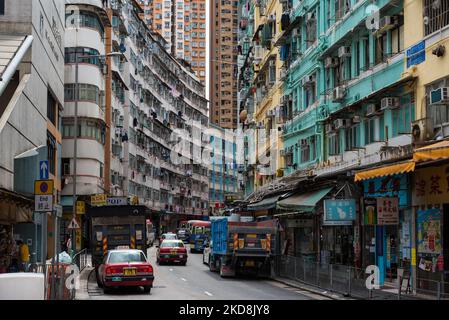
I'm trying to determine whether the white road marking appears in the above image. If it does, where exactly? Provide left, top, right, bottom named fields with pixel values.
left=169, top=268, right=173, bottom=272
left=204, top=291, right=213, bottom=296
left=181, top=277, right=187, bottom=281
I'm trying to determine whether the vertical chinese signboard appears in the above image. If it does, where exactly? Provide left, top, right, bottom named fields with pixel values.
left=377, top=197, right=399, bottom=225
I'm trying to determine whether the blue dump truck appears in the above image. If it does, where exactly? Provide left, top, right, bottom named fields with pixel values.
left=205, top=218, right=277, bottom=277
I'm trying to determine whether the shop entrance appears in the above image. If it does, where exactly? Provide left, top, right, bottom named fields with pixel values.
left=322, top=226, right=354, bottom=265
left=384, top=225, right=399, bottom=282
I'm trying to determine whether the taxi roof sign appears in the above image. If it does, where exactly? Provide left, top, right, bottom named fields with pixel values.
left=34, top=180, right=54, bottom=195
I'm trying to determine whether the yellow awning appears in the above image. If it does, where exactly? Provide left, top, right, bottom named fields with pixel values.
left=354, top=161, right=415, bottom=182
left=413, top=140, right=449, bottom=162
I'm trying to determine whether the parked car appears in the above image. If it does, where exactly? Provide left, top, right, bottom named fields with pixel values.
left=177, top=228, right=190, bottom=242
left=156, top=240, right=187, bottom=265
left=96, top=249, right=154, bottom=294
left=159, top=232, right=178, bottom=243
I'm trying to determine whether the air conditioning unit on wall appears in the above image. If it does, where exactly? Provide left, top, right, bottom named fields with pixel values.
left=412, top=118, right=434, bottom=144
left=381, top=97, right=400, bottom=110
left=332, top=86, right=346, bottom=102
left=324, top=57, right=339, bottom=68
left=366, top=103, right=379, bottom=116
left=430, top=87, right=449, bottom=105
left=338, top=46, right=351, bottom=58
left=302, top=75, right=315, bottom=87
left=333, top=119, right=346, bottom=130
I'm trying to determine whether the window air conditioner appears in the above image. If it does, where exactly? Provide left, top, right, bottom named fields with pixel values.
left=380, top=97, right=400, bottom=110
left=430, top=87, right=449, bottom=105
left=333, top=119, right=346, bottom=130
left=302, top=74, right=314, bottom=86
left=324, top=57, right=339, bottom=68
left=325, top=123, right=334, bottom=133
left=332, top=86, right=346, bottom=102
left=338, top=46, right=351, bottom=58
left=366, top=103, right=379, bottom=116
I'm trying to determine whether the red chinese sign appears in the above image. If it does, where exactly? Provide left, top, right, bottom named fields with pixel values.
left=413, top=164, right=449, bottom=206
left=377, top=197, right=399, bottom=225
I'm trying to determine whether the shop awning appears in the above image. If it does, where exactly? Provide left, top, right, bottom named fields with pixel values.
left=0, top=188, right=33, bottom=224
left=247, top=195, right=281, bottom=211
left=276, top=187, right=333, bottom=212
left=354, top=160, right=415, bottom=182
left=413, top=140, right=449, bottom=162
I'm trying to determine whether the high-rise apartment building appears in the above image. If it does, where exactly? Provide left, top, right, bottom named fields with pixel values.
left=138, top=0, right=206, bottom=83
left=209, top=0, right=239, bottom=129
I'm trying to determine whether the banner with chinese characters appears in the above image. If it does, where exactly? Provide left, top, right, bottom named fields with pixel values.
left=417, top=208, right=442, bottom=255
left=323, top=199, right=356, bottom=226
left=413, top=164, right=449, bottom=206
left=377, top=197, right=399, bottom=225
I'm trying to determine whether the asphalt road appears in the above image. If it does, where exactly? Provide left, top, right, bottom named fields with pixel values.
left=80, top=246, right=328, bottom=300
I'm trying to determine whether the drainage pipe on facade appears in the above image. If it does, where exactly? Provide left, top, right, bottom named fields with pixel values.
left=0, top=35, right=33, bottom=97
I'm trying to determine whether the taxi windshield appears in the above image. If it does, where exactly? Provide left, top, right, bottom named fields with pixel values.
left=108, top=251, right=146, bottom=263
left=161, top=241, right=184, bottom=248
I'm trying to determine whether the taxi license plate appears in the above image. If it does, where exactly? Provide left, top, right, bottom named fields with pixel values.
left=245, top=260, right=255, bottom=267
left=112, top=277, right=121, bottom=282
left=123, top=268, right=136, bottom=276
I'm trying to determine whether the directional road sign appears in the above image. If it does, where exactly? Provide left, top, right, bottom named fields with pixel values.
left=39, top=160, right=49, bottom=180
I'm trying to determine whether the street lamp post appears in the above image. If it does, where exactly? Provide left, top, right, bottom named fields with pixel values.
left=71, top=52, right=124, bottom=258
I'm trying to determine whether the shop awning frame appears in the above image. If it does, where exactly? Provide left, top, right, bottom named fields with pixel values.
left=354, top=160, right=415, bottom=182
left=413, top=140, right=449, bottom=162
left=276, top=187, right=333, bottom=212
left=247, top=194, right=286, bottom=211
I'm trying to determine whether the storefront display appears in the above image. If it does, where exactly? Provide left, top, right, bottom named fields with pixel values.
left=416, top=208, right=442, bottom=274
left=0, top=225, right=17, bottom=272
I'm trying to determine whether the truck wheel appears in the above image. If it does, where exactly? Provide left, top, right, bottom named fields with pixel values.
left=209, top=258, right=216, bottom=272
left=219, top=265, right=226, bottom=278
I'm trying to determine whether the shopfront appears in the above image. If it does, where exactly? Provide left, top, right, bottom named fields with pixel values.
left=276, top=187, right=333, bottom=262
left=0, top=189, right=35, bottom=272
left=357, top=172, right=412, bottom=285
left=321, top=199, right=357, bottom=266
left=412, top=162, right=449, bottom=292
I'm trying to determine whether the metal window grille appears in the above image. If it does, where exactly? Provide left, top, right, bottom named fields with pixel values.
left=424, top=0, right=449, bottom=35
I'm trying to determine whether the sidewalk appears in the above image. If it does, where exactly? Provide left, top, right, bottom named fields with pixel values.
left=272, top=275, right=436, bottom=300
left=271, top=276, right=354, bottom=300
left=75, top=265, right=93, bottom=300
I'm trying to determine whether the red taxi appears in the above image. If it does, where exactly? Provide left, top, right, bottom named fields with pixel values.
left=97, top=249, right=154, bottom=293
left=156, top=240, right=187, bottom=265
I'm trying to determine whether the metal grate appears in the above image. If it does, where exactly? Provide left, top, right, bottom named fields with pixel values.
left=424, top=0, right=449, bottom=36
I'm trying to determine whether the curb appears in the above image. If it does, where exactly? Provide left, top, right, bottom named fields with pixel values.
left=271, top=277, right=354, bottom=300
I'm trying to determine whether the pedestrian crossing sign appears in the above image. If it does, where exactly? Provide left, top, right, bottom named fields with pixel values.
left=67, top=217, right=80, bottom=229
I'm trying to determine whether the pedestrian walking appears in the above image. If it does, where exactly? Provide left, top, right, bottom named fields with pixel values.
left=18, top=240, right=30, bottom=272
